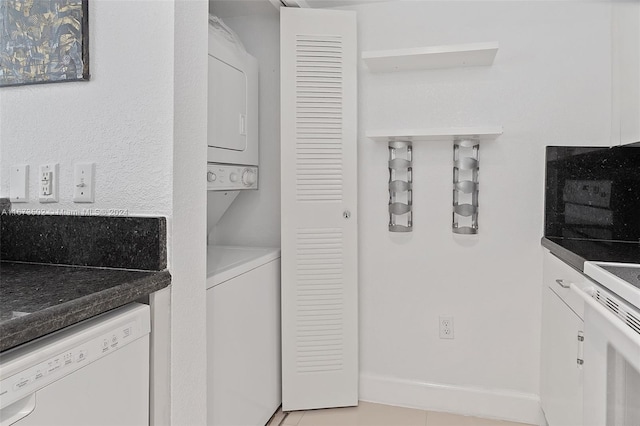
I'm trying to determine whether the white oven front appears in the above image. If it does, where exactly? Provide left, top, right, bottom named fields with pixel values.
left=571, top=283, right=640, bottom=426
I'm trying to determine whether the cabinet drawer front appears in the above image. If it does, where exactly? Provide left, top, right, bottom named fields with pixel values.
left=543, top=250, right=592, bottom=319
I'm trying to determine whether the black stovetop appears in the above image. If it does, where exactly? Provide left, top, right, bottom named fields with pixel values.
left=601, top=264, right=640, bottom=290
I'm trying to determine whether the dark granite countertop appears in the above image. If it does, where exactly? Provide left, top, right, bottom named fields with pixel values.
left=542, top=236, right=640, bottom=271
left=0, top=262, right=170, bottom=352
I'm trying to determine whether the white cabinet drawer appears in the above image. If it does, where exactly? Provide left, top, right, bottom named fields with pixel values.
left=543, top=250, right=591, bottom=319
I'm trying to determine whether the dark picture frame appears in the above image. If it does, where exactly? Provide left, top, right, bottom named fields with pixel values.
left=0, top=0, right=90, bottom=87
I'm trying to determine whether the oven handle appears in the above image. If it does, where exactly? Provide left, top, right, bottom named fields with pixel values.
left=570, top=283, right=640, bottom=372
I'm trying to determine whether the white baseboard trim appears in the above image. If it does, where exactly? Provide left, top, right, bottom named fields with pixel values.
left=360, top=373, right=543, bottom=426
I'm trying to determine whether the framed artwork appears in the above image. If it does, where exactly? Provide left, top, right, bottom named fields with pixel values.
left=0, top=0, right=89, bottom=87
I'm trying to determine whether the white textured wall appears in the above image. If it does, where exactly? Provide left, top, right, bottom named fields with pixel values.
left=0, top=1, right=209, bottom=424
left=334, top=1, right=612, bottom=423
left=0, top=0, right=173, bottom=215
left=171, top=1, right=208, bottom=424
left=208, top=1, right=282, bottom=248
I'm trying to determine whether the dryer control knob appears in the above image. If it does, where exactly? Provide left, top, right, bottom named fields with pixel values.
left=242, top=170, right=257, bottom=186
left=229, top=172, right=239, bottom=183
left=207, top=172, right=217, bottom=182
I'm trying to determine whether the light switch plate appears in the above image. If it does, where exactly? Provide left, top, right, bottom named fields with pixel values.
left=10, top=165, right=29, bottom=203
left=39, top=164, right=59, bottom=203
left=73, top=163, right=95, bottom=203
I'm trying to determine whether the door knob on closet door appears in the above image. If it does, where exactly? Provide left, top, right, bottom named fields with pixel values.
left=343, top=210, right=351, bottom=219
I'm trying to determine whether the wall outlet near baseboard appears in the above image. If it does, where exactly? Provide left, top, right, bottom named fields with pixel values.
left=439, top=316, right=454, bottom=339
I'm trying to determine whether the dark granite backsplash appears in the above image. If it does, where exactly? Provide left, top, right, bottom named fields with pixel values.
left=545, top=144, right=640, bottom=245
left=0, top=198, right=10, bottom=214
left=1, top=214, right=167, bottom=270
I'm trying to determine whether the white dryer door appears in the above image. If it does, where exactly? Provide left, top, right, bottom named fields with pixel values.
left=208, top=56, right=247, bottom=152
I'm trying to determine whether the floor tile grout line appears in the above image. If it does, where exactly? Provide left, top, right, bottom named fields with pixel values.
left=281, top=411, right=303, bottom=426
left=277, top=412, right=288, bottom=426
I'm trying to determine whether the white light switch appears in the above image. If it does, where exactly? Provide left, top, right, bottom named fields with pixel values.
left=39, top=164, right=59, bottom=203
left=73, top=163, right=95, bottom=203
left=10, top=165, right=29, bottom=203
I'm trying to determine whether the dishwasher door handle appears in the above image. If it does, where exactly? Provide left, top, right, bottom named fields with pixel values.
left=0, top=394, right=36, bottom=426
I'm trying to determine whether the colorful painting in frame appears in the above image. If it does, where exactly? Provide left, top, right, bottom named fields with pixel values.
left=0, top=0, right=89, bottom=87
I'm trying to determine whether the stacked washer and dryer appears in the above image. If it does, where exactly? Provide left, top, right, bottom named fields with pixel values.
left=206, top=16, right=281, bottom=426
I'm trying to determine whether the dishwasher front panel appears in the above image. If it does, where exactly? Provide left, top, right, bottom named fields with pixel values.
left=0, top=304, right=150, bottom=426
left=9, top=336, right=148, bottom=426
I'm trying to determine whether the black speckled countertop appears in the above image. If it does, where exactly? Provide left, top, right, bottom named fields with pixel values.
left=0, top=262, right=170, bottom=352
left=542, top=236, right=640, bottom=271
left=0, top=207, right=171, bottom=352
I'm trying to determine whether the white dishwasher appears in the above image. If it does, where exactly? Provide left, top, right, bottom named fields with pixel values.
left=0, top=303, right=150, bottom=426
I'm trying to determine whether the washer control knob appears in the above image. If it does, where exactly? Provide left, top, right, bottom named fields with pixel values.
left=242, top=169, right=257, bottom=186
left=207, top=172, right=217, bottom=182
left=230, top=172, right=239, bottom=183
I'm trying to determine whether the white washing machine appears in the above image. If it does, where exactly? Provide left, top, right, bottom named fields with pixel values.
left=206, top=245, right=281, bottom=426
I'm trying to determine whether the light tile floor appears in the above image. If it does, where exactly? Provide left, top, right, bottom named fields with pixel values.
left=269, top=401, right=535, bottom=426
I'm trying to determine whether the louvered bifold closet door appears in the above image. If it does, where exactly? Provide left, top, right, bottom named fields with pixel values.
left=280, top=7, right=358, bottom=411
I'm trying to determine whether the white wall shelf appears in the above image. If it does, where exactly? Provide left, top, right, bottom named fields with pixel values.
left=362, top=42, right=499, bottom=72
left=367, top=127, right=503, bottom=143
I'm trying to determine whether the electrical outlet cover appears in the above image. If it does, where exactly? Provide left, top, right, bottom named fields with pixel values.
left=39, top=164, right=59, bottom=203
left=439, top=316, right=454, bottom=339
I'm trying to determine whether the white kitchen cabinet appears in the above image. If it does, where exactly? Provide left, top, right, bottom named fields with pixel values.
left=540, top=286, right=584, bottom=426
left=611, top=2, right=640, bottom=146
left=540, top=251, right=585, bottom=426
